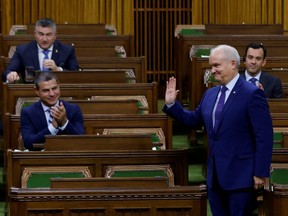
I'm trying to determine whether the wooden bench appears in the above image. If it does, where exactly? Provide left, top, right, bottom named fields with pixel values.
left=50, top=177, right=170, bottom=188
left=174, top=34, right=288, bottom=103
left=15, top=97, right=149, bottom=115
left=26, top=23, right=114, bottom=35
left=0, top=34, right=134, bottom=57
left=4, top=113, right=173, bottom=152
left=268, top=99, right=288, bottom=113
left=1, top=56, right=147, bottom=83
left=2, top=82, right=158, bottom=116
left=188, top=56, right=288, bottom=109
left=6, top=148, right=190, bottom=188
left=205, top=24, right=284, bottom=35
left=9, top=185, right=207, bottom=216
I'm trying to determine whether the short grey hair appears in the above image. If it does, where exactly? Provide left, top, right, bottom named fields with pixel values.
left=210, top=45, right=240, bottom=68
left=35, top=18, right=57, bottom=33
left=34, top=72, right=59, bottom=90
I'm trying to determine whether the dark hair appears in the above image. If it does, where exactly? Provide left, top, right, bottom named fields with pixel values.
left=34, top=72, right=59, bottom=89
left=35, top=18, right=56, bottom=32
left=243, top=42, right=267, bottom=61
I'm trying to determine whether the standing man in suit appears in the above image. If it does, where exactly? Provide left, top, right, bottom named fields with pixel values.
left=2, top=18, right=79, bottom=83
left=163, top=45, right=273, bottom=215
left=241, top=42, right=283, bottom=98
left=21, top=72, right=84, bottom=151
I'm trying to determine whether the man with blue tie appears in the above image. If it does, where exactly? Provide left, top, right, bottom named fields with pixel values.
left=2, top=18, right=79, bottom=83
left=240, top=42, right=283, bottom=98
left=163, top=45, right=273, bottom=215
left=20, top=72, right=85, bottom=150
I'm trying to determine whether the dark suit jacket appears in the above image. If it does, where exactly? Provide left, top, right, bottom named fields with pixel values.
left=163, top=77, right=273, bottom=191
left=240, top=71, right=283, bottom=98
left=20, top=100, right=85, bottom=150
left=2, top=40, right=79, bottom=82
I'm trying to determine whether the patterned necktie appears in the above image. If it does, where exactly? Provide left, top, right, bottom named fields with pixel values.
left=249, top=77, right=257, bottom=85
left=214, top=86, right=228, bottom=132
left=47, top=108, right=53, bottom=124
left=42, top=50, right=50, bottom=71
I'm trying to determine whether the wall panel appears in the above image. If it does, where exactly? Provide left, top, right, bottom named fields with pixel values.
left=1, top=0, right=134, bottom=35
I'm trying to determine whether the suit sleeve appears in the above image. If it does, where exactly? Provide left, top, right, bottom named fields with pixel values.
left=20, top=108, right=51, bottom=150
left=272, top=77, right=284, bottom=98
left=61, top=104, right=85, bottom=134
left=2, top=46, right=24, bottom=82
left=249, top=89, right=273, bottom=177
left=60, top=45, right=80, bottom=71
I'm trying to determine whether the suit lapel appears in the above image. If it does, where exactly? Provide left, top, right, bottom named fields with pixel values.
left=30, top=42, right=41, bottom=70
left=35, top=101, right=48, bottom=127
left=214, top=78, right=243, bottom=133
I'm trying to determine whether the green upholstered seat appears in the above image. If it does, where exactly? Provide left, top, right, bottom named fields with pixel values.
left=270, top=168, right=288, bottom=185
left=26, top=172, right=86, bottom=188
left=21, top=167, right=92, bottom=188
left=105, top=165, right=174, bottom=186
left=180, top=29, right=205, bottom=35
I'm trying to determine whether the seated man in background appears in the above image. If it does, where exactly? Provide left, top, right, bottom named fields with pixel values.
left=2, top=17, right=79, bottom=83
left=20, top=72, right=85, bottom=150
left=240, top=42, right=283, bottom=98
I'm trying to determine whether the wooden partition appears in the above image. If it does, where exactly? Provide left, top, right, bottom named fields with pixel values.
left=1, top=56, right=147, bottom=83
left=6, top=148, right=190, bottom=189
left=43, top=134, right=153, bottom=151
left=0, top=34, right=135, bottom=57
left=205, top=24, right=284, bottom=35
left=2, top=82, right=158, bottom=116
left=26, top=23, right=108, bottom=35
left=188, top=56, right=288, bottom=109
left=9, top=185, right=207, bottom=216
left=5, top=113, right=173, bottom=152
left=175, top=34, right=288, bottom=103
left=50, top=177, right=170, bottom=188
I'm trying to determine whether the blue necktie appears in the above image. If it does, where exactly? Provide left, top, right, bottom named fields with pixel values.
left=214, top=86, right=227, bottom=132
left=42, top=50, right=50, bottom=71
left=249, top=77, right=257, bottom=85
left=47, top=108, right=53, bottom=124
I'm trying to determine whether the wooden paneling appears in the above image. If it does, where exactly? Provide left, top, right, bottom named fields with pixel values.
left=1, top=0, right=134, bottom=35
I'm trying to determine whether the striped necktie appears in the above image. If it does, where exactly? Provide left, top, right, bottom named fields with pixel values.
left=42, top=50, right=50, bottom=71
left=47, top=108, right=53, bottom=124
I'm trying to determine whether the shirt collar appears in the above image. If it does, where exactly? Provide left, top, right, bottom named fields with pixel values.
left=244, top=70, right=261, bottom=81
left=224, top=73, right=239, bottom=92
left=37, top=44, right=54, bottom=54
left=41, top=100, right=59, bottom=112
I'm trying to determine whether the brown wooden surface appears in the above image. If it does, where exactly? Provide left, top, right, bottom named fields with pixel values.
left=4, top=113, right=173, bottom=152
left=175, top=34, right=288, bottom=103
left=50, top=177, right=170, bottom=188
left=6, top=148, right=190, bottom=190
left=2, top=82, right=158, bottom=116
left=205, top=24, right=284, bottom=35
left=1, top=56, right=147, bottom=83
left=188, top=56, right=288, bottom=109
left=263, top=185, right=288, bottom=216
left=26, top=23, right=108, bottom=35
left=9, top=185, right=207, bottom=216
left=0, top=34, right=135, bottom=57
left=44, top=134, right=153, bottom=151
